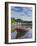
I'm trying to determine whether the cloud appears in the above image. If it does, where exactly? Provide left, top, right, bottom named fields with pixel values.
left=11, top=6, right=32, bottom=21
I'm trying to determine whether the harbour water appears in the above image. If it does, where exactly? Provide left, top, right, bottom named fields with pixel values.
left=11, top=23, right=32, bottom=39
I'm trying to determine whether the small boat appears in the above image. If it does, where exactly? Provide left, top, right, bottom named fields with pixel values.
left=15, top=28, right=32, bottom=39
left=15, top=28, right=32, bottom=31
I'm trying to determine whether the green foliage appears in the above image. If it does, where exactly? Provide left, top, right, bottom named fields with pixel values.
left=15, top=19, right=32, bottom=23
left=15, top=19, right=23, bottom=22
left=11, top=18, right=32, bottom=23
left=11, top=29, right=15, bottom=32
left=11, top=18, right=16, bottom=32
left=11, top=18, right=16, bottom=24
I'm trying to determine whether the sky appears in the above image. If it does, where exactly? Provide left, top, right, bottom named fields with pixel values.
left=11, top=6, right=32, bottom=21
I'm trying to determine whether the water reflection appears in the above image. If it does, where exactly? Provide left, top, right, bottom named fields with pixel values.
left=11, top=23, right=32, bottom=39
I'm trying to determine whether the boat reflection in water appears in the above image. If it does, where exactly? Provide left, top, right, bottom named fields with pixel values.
left=11, top=22, right=32, bottom=39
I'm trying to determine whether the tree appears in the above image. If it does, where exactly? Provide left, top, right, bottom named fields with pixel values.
left=11, top=18, right=16, bottom=24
